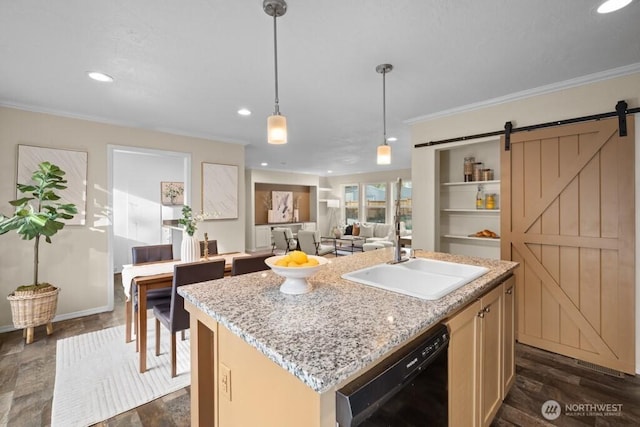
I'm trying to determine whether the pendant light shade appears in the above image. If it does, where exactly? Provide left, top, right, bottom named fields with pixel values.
left=377, top=144, right=391, bottom=165
left=264, top=0, right=288, bottom=145
left=267, top=114, right=287, bottom=144
left=376, top=64, right=393, bottom=165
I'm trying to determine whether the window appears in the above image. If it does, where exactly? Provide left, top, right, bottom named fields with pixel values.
left=365, top=183, right=386, bottom=223
left=344, top=185, right=359, bottom=225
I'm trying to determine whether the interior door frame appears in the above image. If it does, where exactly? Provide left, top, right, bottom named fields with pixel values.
left=106, top=145, right=191, bottom=311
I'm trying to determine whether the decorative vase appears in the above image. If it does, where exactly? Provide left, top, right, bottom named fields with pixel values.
left=181, top=233, right=200, bottom=262
left=293, top=209, right=299, bottom=222
left=268, top=209, right=275, bottom=223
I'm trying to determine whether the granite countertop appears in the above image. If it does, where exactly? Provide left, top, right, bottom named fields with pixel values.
left=178, top=248, right=518, bottom=393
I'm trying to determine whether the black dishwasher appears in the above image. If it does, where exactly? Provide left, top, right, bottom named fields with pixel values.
left=336, top=324, right=449, bottom=427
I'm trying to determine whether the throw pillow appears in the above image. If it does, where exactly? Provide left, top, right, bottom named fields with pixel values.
left=360, top=224, right=374, bottom=238
left=345, top=225, right=353, bottom=235
left=353, top=224, right=360, bottom=236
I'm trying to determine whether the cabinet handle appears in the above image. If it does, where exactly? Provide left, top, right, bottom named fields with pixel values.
left=478, top=311, right=485, bottom=318
left=484, top=306, right=491, bottom=313
left=506, top=287, right=513, bottom=295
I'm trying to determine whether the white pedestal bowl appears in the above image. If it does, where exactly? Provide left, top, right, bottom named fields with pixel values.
left=265, top=255, right=329, bottom=295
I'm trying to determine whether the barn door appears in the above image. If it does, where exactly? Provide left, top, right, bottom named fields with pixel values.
left=500, top=117, right=635, bottom=374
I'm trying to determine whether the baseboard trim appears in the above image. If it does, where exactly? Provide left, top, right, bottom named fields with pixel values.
left=0, top=304, right=113, bottom=333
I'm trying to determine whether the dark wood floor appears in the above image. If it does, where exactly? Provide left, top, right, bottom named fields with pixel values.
left=1, top=277, right=639, bottom=426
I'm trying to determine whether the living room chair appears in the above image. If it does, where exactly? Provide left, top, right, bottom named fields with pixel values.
left=297, top=230, right=335, bottom=256
left=128, top=244, right=174, bottom=345
left=199, top=240, right=218, bottom=257
left=271, top=228, right=297, bottom=254
left=153, top=259, right=225, bottom=377
left=231, top=253, right=273, bottom=276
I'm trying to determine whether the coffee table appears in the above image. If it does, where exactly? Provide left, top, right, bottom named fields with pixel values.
left=321, top=236, right=365, bottom=256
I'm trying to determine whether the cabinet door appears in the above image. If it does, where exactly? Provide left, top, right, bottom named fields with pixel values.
left=447, top=299, right=481, bottom=427
left=255, top=226, right=272, bottom=249
left=502, top=276, right=516, bottom=398
left=479, top=285, right=503, bottom=427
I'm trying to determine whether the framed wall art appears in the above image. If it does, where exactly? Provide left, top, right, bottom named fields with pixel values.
left=201, top=163, right=238, bottom=219
left=271, top=190, right=293, bottom=222
left=17, top=144, right=88, bottom=226
left=161, top=181, right=184, bottom=205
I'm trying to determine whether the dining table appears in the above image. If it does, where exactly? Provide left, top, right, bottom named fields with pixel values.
left=121, top=251, right=250, bottom=373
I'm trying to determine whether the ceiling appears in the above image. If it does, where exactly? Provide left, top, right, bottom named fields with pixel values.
left=1, top=1, right=639, bottom=177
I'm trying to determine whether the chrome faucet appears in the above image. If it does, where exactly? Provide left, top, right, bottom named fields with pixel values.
left=389, top=177, right=409, bottom=264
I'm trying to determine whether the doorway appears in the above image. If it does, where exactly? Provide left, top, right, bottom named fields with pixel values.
left=107, top=146, right=191, bottom=306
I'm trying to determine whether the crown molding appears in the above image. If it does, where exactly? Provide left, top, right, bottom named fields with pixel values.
left=406, top=62, right=640, bottom=124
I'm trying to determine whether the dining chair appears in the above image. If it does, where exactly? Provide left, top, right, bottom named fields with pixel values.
left=199, top=240, right=218, bottom=257
left=128, top=244, right=174, bottom=345
left=132, top=244, right=174, bottom=264
left=297, top=230, right=335, bottom=256
left=271, top=228, right=297, bottom=254
left=153, top=259, right=225, bottom=377
left=231, top=253, right=273, bottom=276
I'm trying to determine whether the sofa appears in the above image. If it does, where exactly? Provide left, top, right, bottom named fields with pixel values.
left=358, top=223, right=393, bottom=245
left=343, top=222, right=411, bottom=247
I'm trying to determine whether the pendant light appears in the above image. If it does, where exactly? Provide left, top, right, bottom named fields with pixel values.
left=376, top=64, right=393, bottom=165
left=264, top=0, right=288, bottom=144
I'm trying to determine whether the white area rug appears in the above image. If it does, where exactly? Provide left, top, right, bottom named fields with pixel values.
left=51, top=323, right=190, bottom=427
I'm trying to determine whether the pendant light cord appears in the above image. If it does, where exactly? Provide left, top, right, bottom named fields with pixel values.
left=273, top=14, right=280, bottom=115
left=382, top=69, right=387, bottom=145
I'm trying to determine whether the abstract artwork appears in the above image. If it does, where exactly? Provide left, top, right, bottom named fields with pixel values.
left=160, top=181, right=184, bottom=205
left=17, top=145, right=88, bottom=225
left=202, top=163, right=238, bottom=219
left=271, top=191, right=293, bottom=222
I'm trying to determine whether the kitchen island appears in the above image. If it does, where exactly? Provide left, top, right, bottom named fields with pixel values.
left=179, top=248, right=518, bottom=426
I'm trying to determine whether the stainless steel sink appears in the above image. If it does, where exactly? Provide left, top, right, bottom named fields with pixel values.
left=341, top=258, right=489, bottom=300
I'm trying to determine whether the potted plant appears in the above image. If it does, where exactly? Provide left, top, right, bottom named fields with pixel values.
left=0, top=161, right=77, bottom=343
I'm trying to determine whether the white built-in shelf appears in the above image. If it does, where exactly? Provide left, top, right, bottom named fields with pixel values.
left=442, top=208, right=501, bottom=213
left=443, top=234, right=501, bottom=242
left=442, top=180, right=500, bottom=187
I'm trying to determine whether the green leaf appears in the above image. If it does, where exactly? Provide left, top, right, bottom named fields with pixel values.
left=9, top=197, right=32, bottom=206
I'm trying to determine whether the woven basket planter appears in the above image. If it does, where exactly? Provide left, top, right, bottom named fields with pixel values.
left=7, top=286, right=60, bottom=329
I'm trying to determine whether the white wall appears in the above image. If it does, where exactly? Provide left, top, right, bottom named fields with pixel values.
left=0, top=107, right=244, bottom=330
left=410, top=71, right=640, bottom=373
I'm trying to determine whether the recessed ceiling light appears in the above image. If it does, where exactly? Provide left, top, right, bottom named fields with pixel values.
left=597, top=0, right=633, bottom=13
left=327, top=170, right=333, bottom=174
left=87, top=71, right=114, bottom=83
left=261, top=162, right=268, bottom=166
left=387, top=137, right=398, bottom=142
left=238, top=108, right=252, bottom=116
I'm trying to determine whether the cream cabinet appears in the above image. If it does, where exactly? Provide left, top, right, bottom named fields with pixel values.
left=447, top=277, right=514, bottom=427
left=502, top=276, right=516, bottom=397
left=478, top=283, right=503, bottom=426
left=254, top=225, right=272, bottom=250
left=447, top=298, right=481, bottom=427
